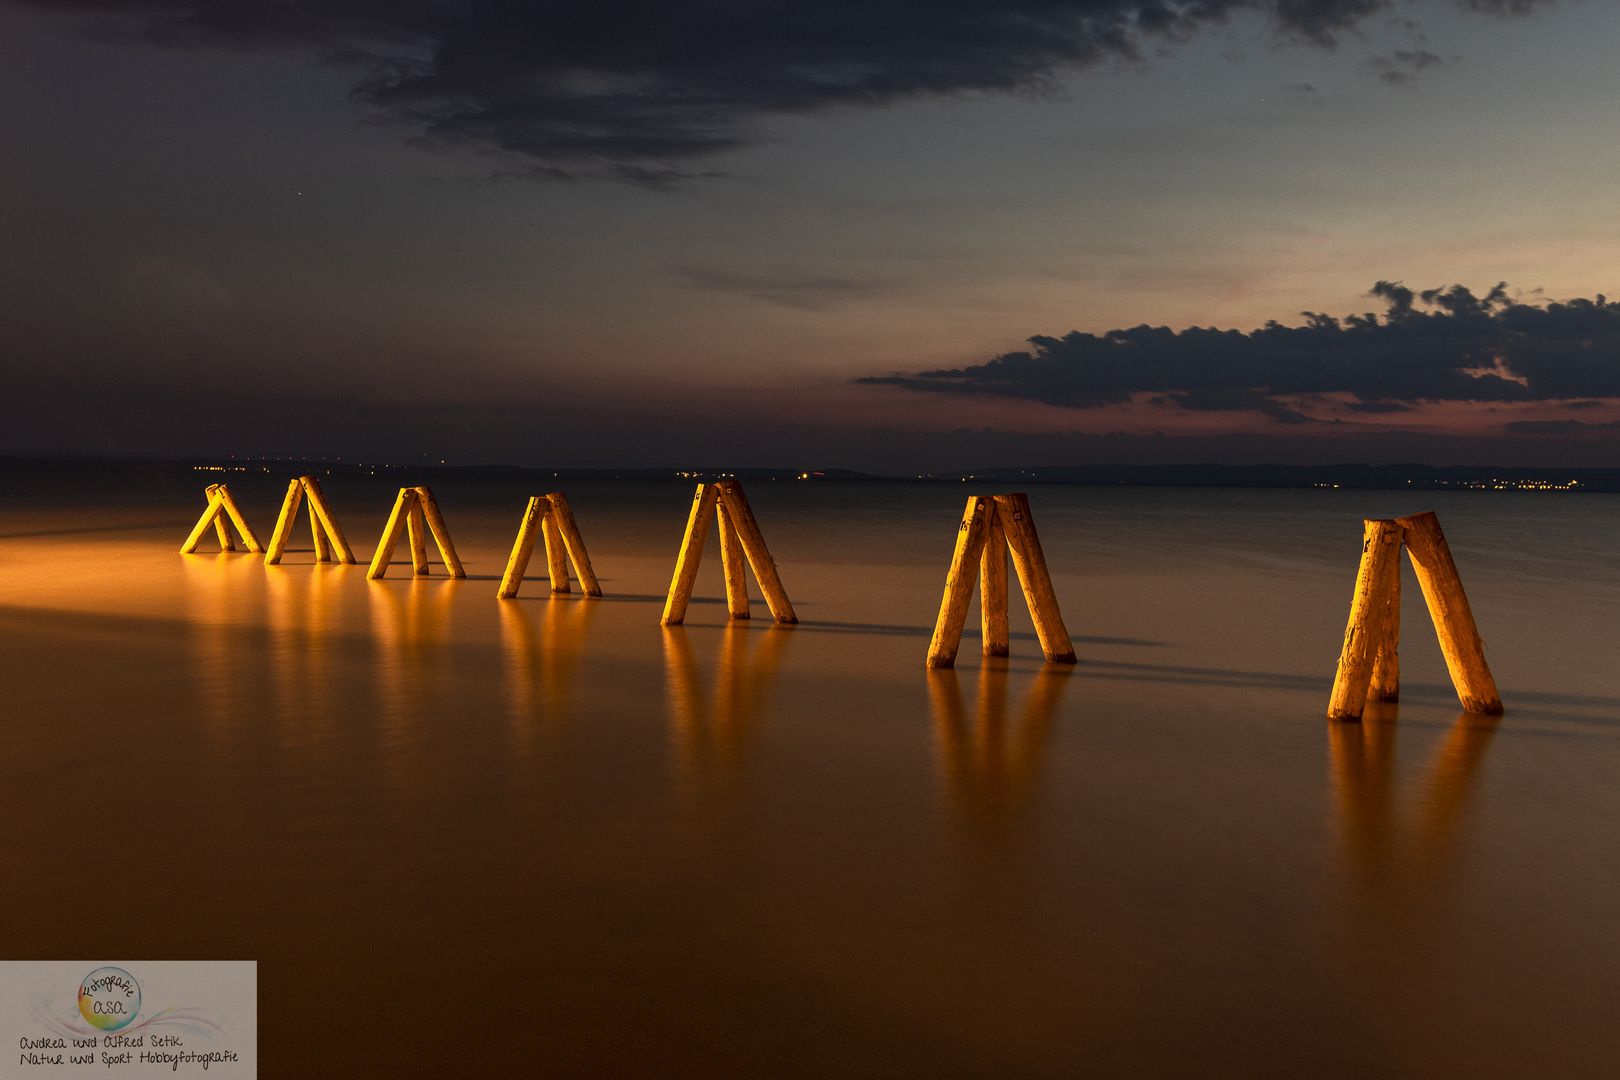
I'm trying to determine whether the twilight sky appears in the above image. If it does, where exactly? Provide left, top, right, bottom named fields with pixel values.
left=3, top=0, right=1620, bottom=470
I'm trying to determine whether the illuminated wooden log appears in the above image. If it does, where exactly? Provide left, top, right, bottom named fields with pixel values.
left=980, top=501, right=1009, bottom=657
left=714, top=481, right=797, bottom=625
left=412, top=486, right=466, bottom=578
left=542, top=508, right=571, bottom=593
left=406, top=498, right=431, bottom=575
left=927, top=495, right=993, bottom=668
left=497, top=496, right=547, bottom=599
left=1370, top=558, right=1401, bottom=703
left=717, top=500, right=750, bottom=620
left=264, top=479, right=304, bottom=565
left=207, top=486, right=236, bottom=552
left=366, top=487, right=416, bottom=579
left=545, top=492, right=601, bottom=598
left=213, top=485, right=264, bottom=552
left=1397, top=511, right=1503, bottom=714
left=301, top=476, right=356, bottom=564
left=1327, top=518, right=1403, bottom=721
left=181, top=488, right=227, bottom=554
left=310, top=495, right=334, bottom=562
left=662, top=484, right=719, bottom=626
left=994, top=493, right=1076, bottom=664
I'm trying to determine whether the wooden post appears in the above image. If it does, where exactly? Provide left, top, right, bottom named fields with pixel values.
left=714, top=481, right=797, bottom=625
left=980, top=502, right=1009, bottom=657
left=208, top=486, right=236, bottom=552
left=545, top=492, right=601, bottom=597
left=927, top=496, right=993, bottom=668
left=994, top=494, right=1076, bottom=664
left=310, top=494, right=334, bottom=562
left=181, top=485, right=262, bottom=554
left=1370, top=558, right=1401, bottom=703
left=406, top=498, right=431, bottom=575
left=180, top=489, right=226, bottom=554
left=497, top=496, right=547, bottom=599
left=717, top=501, right=750, bottom=620
left=301, top=476, right=356, bottom=564
left=1397, top=511, right=1502, bottom=715
left=662, top=484, right=719, bottom=626
left=213, top=486, right=264, bottom=553
left=1327, top=519, right=1403, bottom=721
left=542, top=509, right=570, bottom=593
left=412, top=487, right=466, bottom=578
left=367, top=488, right=417, bottom=579
left=264, top=479, right=304, bottom=565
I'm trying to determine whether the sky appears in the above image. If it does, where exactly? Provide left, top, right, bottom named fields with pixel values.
left=3, top=0, right=1620, bottom=471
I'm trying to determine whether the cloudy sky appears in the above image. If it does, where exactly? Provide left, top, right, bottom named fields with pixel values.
left=3, top=0, right=1619, bottom=469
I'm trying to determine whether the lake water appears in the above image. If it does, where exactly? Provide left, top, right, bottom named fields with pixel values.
left=3, top=468, right=1618, bottom=1077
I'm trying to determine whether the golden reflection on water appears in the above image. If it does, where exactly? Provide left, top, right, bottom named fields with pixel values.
left=662, top=623, right=791, bottom=806
left=370, top=577, right=461, bottom=787
left=927, top=664, right=1070, bottom=843
left=499, top=596, right=599, bottom=754
left=181, top=551, right=264, bottom=752
left=265, top=562, right=350, bottom=760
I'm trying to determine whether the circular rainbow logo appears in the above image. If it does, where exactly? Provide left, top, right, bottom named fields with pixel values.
left=78, top=967, right=140, bottom=1031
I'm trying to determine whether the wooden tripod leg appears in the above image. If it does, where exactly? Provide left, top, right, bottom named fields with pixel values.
left=1397, top=511, right=1502, bottom=715
left=714, top=481, right=796, bottom=624
left=214, top=485, right=264, bottom=552
left=181, top=490, right=227, bottom=554
left=412, top=487, right=466, bottom=578
left=994, top=494, right=1076, bottom=664
left=542, top=509, right=570, bottom=594
left=209, top=487, right=236, bottom=552
left=927, top=495, right=993, bottom=668
left=980, top=502, right=1009, bottom=657
left=310, top=492, right=333, bottom=562
left=1327, top=518, right=1403, bottom=721
left=407, top=499, right=431, bottom=575
left=545, top=492, right=601, bottom=597
left=264, top=478, right=304, bottom=565
left=301, top=476, right=356, bottom=564
left=367, top=488, right=416, bottom=579
left=717, top=501, right=750, bottom=620
left=662, top=484, right=719, bottom=626
left=497, top=496, right=547, bottom=599
left=1370, top=559, right=1401, bottom=702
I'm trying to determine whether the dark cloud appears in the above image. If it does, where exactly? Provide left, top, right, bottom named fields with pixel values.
left=11, top=0, right=1550, bottom=182
left=1366, top=47, right=1452, bottom=85
left=859, top=283, right=1620, bottom=422
left=1503, top=419, right=1620, bottom=434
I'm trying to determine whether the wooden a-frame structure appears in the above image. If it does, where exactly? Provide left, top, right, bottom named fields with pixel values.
left=264, top=475, right=356, bottom=565
left=180, top=484, right=264, bottom=554
left=367, top=486, right=465, bottom=579
left=662, top=480, right=796, bottom=626
left=927, top=493, right=1075, bottom=668
left=1327, top=510, right=1502, bottom=721
left=497, top=492, right=601, bottom=598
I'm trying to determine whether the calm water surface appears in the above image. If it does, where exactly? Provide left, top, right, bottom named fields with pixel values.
left=2, top=470, right=1618, bottom=1076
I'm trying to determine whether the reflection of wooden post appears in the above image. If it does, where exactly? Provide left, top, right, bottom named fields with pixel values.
left=1397, top=511, right=1502, bottom=715
left=412, top=487, right=465, bottom=578
left=980, top=503, right=1009, bottom=657
left=367, top=488, right=417, bottom=579
left=663, top=484, right=719, bottom=626
left=717, top=502, right=750, bottom=620
left=994, top=494, right=1075, bottom=664
left=545, top=493, right=601, bottom=597
left=714, top=481, right=796, bottom=624
left=180, top=484, right=263, bottom=554
left=265, top=475, right=355, bottom=565
left=927, top=496, right=992, bottom=668
left=541, top=511, right=570, bottom=593
left=498, top=497, right=547, bottom=599
left=1328, top=519, right=1403, bottom=721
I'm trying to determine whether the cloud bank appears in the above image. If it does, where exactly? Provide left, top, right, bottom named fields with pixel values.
left=13, top=0, right=1548, bottom=182
left=859, top=283, right=1620, bottom=423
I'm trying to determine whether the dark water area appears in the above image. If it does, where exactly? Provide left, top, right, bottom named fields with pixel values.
left=2, top=468, right=1618, bottom=1076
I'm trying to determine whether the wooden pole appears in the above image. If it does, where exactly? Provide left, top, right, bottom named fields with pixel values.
left=544, top=492, right=601, bottom=597
left=994, top=494, right=1076, bottom=664
left=264, top=478, right=304, bottom=565
left=301, top=476, right=356, bottom=564
left=180, top=489, right=227, bottom=554
left=367, top=488, right=416, bottom=579
left=927, top=495, right=993, bottom=668
left=310, top=492, right=334, bottom=562
left=208, top=486, right=236, bottom=552
left=717, top=501, right=751, bottom=620
left=662, top=484, right=719, bottom=626
left=214, top=486, right=264, bottom=552
left=980, top=502, right=1009, bottom=657
left=413, top=486, right=466, bottom=578
left=542, top=509, right=571, bottom=593
left=497, top=496, right=547, bottom=599
left=1327, top=518, right=1403, bottom=721
left=714, top=480, right=797, bottom=625
left=406, top=498, right=431, bottom=575
left=1397, top=511, right=1503, bottom=715
left=1369, top=556, right=1401, bottom=703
